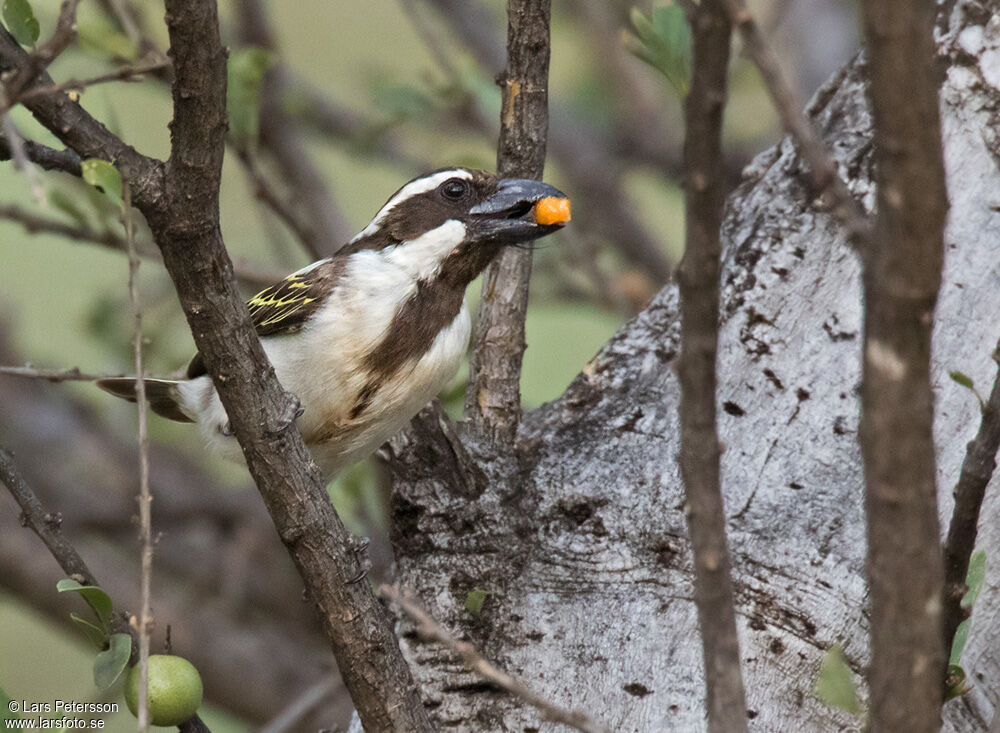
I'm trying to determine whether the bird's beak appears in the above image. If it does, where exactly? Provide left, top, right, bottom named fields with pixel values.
left=467, top=178, right=571, bottom=244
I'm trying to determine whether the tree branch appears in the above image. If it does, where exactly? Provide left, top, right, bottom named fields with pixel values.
left=381, top=585, right=613, bottom=733
left=0, top=364, right=124, bottom=382
left=0, top=446, right=99, bottom=586
left=858, top=0, right=949, bottom=729
left=13, top=59, right=170, bottom=106
left=941, top=338, right=1000, bottom=677
left=122, top=179, right=155, bottom=731
left=677, top=2, right=748, bottom=730
left=0, top=203, right=283, bottom=287
left=0, top=25, right=163, bottom=203
left=139, top=2, right=434, bottom=729
left=0, top=0, right=83, bottom=116
left=420, top=0, right=675, bottom=281
left=721, top=0, right=872, bottom=247
left=465, top=0, right=552, bottom=445
left=0, top=135, right=81, bottom=175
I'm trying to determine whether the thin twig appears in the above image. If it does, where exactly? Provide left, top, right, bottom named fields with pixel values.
left=465, top=0, right=552, bottom=445
left=0, top=134, right=82, bottom=175
left=0, top=0, right=83, bottom=116
left=15, top=59, right=170, bottom=104
left=0, top=203, right=284, bottom=287
left=942, top=338, right=1000, bottom=673
left=721, top=0, right=872, bottom=247
left=123, top=176, right=154, bottom=733
left=677, top=2, right=748, bottom=731
left=1, top=117, right=46, bottom=204
left=0, top=447, right=98, bottom=585
left=234, top=0, right=350, bottom=258
left=234, top=147, right=323, bottom=260
left=0, top=364, right=124, bottom=382
left=381, top=585, right=612, bottom=733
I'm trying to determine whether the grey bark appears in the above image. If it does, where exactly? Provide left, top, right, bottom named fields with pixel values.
left=359, top=2, right=1000, bottom=730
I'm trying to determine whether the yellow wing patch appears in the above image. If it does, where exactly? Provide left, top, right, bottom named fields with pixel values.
left=246, top=262, right=343, bottom=337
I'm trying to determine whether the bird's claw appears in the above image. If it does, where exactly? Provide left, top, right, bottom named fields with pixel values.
left=345, top=535, right=371, bottom=585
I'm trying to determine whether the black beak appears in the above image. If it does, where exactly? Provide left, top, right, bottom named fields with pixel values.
left=467, top=178, right=570, bottom=245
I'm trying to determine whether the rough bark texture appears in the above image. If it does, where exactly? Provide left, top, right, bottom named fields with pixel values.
left=678, top=1, right=748, bottom=730
left=376, top=2, right=1000, bottom=730
left=2, top=2, right=432, bottom=729
left=465, top=0, right=551, bottom=446
left=859, top=0, right=950, bottom=728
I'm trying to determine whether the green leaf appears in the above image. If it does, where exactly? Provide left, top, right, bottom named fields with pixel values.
left=57, top=578, right=114, bottom=629
left=93, top=633, right=131, bottom=690
left=80, top=159, right=123, bottom=202
left=626, top=3, right=691, bottom=97
left=962, top=550, right=986, bottom=608
left=951, top=551, right=987, bottom=664
left=815, top=644, right=859, bottom=714
left=949, top=370, right=975, bottom=390
left=951, top=618, right=971, bottom=665
left=2, top=0, right=40, bottom=46
left=70, top=612, right=109, bottom=649
left=945, top=663, right=972, bottom=700
left=227, top=46, right=274, bottom=148
left=464, top=588, right=487, bottom=616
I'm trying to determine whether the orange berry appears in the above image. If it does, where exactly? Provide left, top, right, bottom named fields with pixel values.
left=534, top=196, right=571, bottom=226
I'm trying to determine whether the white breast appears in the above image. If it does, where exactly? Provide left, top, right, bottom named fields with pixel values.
left=175, top=230, right=472, bottom=479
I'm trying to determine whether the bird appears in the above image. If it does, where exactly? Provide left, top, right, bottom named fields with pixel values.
left=97, top=168, right=571, bottom=479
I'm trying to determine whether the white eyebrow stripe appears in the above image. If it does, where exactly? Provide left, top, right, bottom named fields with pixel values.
left=349, top=169, right=473, bottom=243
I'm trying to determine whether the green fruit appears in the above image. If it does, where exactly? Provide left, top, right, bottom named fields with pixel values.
left=124, top=655, right=203, bottom=727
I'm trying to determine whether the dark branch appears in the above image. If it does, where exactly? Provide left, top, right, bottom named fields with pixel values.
left=677, top=2, right=748, bottom=730
left=0, top=136, right=82, bottom=175
left=0, top=25, right=163, bottom=203
left=14, top=58, right=170, bottom=105
left=858, top=0, right=949, bottom=729
left=0, top=0, right=82, bottom=115
left=141, top=2, right=434, bottom=729
left=465, top=0, right=552, bottom=445
left=0, top=446, right=98, bottom=585
left=941, top=339, right=1000, bottom=678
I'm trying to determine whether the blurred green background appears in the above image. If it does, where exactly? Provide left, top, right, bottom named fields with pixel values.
left=0, top=0, right=857, bottom=728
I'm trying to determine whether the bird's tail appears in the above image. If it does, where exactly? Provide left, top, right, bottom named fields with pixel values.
left=96, top=377, right=194, bottom=423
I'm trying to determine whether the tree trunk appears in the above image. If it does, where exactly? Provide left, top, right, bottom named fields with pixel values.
left=372, top=2, right=1000, bottom=729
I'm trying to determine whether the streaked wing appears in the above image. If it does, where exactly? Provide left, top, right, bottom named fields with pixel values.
left=248, top=259, right=345, bottom=337
left=185, top=258, right=345, bottom=379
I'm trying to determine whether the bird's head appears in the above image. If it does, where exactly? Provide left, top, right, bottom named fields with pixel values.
left=342, top=168, right=570, bottom=286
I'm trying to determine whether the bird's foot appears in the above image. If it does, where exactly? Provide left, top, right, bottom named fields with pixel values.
left=345, top=535, right=371, bottom=584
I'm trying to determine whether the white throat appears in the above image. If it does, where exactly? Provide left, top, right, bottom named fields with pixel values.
left=382, top=220, right=466, bottom=281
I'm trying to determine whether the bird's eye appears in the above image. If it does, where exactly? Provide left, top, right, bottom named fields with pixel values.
left=439, top=178, right=470, bottom=201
